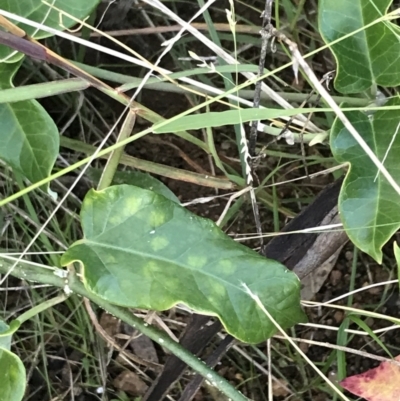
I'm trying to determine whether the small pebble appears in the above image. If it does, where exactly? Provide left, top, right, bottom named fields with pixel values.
left=333, top=311, right=344, bottom=324
left=330, top=270, right=342, bottom=286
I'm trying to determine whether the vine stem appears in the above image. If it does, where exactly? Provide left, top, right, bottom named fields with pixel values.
left=0, top=257, right=249, bottom=401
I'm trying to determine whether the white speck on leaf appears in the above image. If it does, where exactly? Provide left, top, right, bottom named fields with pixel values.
left=54, top=269, right=68, bottom=278
left=64, top=285, right=72, bottom=295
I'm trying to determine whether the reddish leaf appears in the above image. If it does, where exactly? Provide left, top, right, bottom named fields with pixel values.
left=340, top=356, right=400, bottom=401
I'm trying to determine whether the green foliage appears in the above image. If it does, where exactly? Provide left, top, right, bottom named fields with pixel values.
left=0, top=321, right=25, bottom=401
left=0, top=1, right=99, bottom=399
left=0, top=63, right=59, bottom=191
left=0, top=349, right=26, bottom=401
left=0, top=0, right=101, bottom=61
left=154, top=107, right=317, bottom=133
left=330, top=98, right=400, bottom=262
left=1, top=0, right=400, bottom=398
left=319, top=0, right=400, bottom=93
left=61, top=185, right=306, bottom=344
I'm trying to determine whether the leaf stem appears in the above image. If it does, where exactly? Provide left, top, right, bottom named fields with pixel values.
left=0, top=258, right=249, bottom=401
left=0, top=78, right=89, bottom=104
left=0, top=293, right=68, bottom=338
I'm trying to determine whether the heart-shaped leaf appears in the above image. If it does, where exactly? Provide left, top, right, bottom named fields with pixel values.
left=330, top=98, right=400, bottom=262
left=0, top=0, right=101, bottom=62
left=319, top=0, right=400, bottom=93
left=61, top=185, right=306, bottom=344
left=0, top=63, right=59, bottom=189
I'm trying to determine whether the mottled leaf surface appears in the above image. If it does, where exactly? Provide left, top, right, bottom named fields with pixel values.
left=340, top=355, right=400, bottom=401
left=330, top=98, right=400, bottom=262
left=319, top=0, right=400, bottom=93
left=61, top=185, right=306, bottom=343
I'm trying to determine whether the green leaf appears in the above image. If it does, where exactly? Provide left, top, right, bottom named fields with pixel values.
left=319, top=0, right=400, bottom=93
left=87, top=168, right=180, bottom=204
left=61, top=185, right=306, bottom=344
left=0, top=63, right=59, bottom=189
left=0, top=0, right=101, bottom=62
left=0, top=348, right=26, bottom=401
left=154, top=107, right=316, bottom=133
left=0, top=320, right=25, bottom=401
left=330, top=97, right=400, bottom=263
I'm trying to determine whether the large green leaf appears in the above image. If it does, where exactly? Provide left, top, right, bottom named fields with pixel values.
left=0, top=0, right=101, bottom=62
left=330, top=98, right=400, bottom=263
left=0, top=348, right=26, bottom=401
left=0, top=63, right=59, bottom=189
left=61, top=185, right=306, bottom=344
left=319, top=0, right=400, bottom=93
